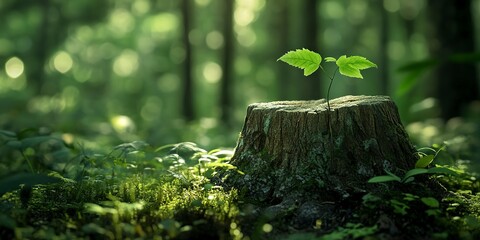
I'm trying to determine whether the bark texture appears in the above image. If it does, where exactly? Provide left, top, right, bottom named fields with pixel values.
left=228, top=95, right=417, bottom=203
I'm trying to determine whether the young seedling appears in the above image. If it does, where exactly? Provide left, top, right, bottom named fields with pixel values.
left=277, top=48, right=378, bottom=112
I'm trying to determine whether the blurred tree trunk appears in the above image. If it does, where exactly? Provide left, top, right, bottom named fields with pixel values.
left=31, top=0, right=51, bottom=95
left=276, top=0, right=290, bottom=100
left=427, top=0, right=479, bottom=120
left=220, top=0, right=234, bottom=125
left=378, top=0, right=389, bottom=95
left=181, top=0, right=195, bottom=122
left=303, top=0, right=322, bottom=100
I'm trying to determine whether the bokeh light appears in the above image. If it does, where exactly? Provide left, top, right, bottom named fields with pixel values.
left=53, top=51, right=74, bottom=73
left=203, top=62, right=222, bottom=83
left=5, top=57, right=24, bottom=79
left=206, top=31, right=224, bottom=49
left=113, top=49, right=139, bottom=77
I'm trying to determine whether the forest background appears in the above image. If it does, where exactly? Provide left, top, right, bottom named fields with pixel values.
left=1, top=0, right=479, bottom=151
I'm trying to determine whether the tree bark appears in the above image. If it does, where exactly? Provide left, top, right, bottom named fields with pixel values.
left=227, top=95, right=417, bottom=203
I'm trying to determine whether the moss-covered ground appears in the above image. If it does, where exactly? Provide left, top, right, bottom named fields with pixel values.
left=0, top=117, right=479, bottom=239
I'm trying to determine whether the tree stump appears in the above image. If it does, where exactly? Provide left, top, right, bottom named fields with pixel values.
left=227, top=95, right=417, bottom=203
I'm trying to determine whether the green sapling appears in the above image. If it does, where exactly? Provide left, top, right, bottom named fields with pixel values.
left=277, top=48, right=378, bottom=112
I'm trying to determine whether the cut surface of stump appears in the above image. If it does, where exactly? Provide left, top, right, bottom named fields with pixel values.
left=227, top=95, right=417, bottom=203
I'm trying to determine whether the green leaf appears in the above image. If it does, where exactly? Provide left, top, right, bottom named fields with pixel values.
left=278, top=48, right=322, bottom=76
left=384, top=170, right=402, bottom=182
left=396, top=59, right=437, bottom=96
left=426, top=167, right=459, bottom=176
left=367, top=175, right=400, bottom=183
left=336, top=55, right=377, bottom=79
left=403, top=168, right=429, bottom=182
left=324, top=57, right=336, bottom=62
left=415, top=155, right=435, bottom=168
left=421, top=197, right=440, bottom=208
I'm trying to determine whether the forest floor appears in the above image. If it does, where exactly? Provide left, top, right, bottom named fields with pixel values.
left=0, top=116, right=479, bottom=240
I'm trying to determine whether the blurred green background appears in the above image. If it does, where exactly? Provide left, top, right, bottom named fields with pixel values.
left=1, top=0, right=479, bottom=149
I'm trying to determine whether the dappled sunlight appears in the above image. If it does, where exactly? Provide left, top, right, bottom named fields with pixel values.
left=144, top=13, right=178, bottom=38
left=234, top=0, right=265, bottom=26
left=52, top=51, right=74, bottom=74
left=203, top=62, right=222, bottom=84
left=73, top=26, right=94, bottom=43
left=27, top=95, right=66, bottom=114
left=132, top=0, right=150, bottom=16
left=321, top=1, right=345, bottom=19
left=234, top=0, right=265, bottom=47
left=235, top=27, right=256, bottom=47
left=108, top=8, right=135, bottom=36
left=205, top=31, right=224, bottom=49
left=111, top=115, right=136, bottom=134
left=72, top=65, right=92, bottom=83
left=113, top=49, right=139, bottom=77
left=5, top=57, right=24, bottom=79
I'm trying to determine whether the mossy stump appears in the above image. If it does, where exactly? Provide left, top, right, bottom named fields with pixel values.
left=228, top=95, right=417, bottom=203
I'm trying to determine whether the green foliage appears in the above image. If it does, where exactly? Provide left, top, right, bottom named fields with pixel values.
left=0, top=129, right=243, bottom=239
left=278, top=48, right=377, bottom=116
left=415, top=154, right=435, bottom=168
left=0, top=128, right=480, bottom=239
left=367, top=167, right=457, bottom=184
left=278, top=49, right=377, bottom=80
left=319, top=223, right=378, bottom=240
left=397, top=52, right=480, bottom=96
left=368, top=144, right=457, bottom=184
left=0, top=173, right=60, bottom=197
left=277, top=49, right=322, bottom=76
left=279, top=223, right=377, bottom=240
left=335, top=55, right=377, bottom=79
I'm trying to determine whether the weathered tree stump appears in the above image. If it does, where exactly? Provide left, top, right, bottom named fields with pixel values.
left=227, top=95, right=417, bottom=203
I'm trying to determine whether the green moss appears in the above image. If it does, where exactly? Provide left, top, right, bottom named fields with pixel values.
left=363, top=138, right=378, bottom=151
left=263, top=114, right=272, bottom=135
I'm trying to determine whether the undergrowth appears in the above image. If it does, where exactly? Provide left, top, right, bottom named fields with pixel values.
left=0, top=128, right=479, bottom=239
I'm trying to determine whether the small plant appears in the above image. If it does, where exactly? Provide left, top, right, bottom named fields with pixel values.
left=278, top=49, right=377, bottom=111
left=368, top=144, right=458, bottom=184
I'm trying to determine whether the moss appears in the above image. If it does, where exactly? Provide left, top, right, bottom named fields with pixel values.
left=363, top=138, right=378, bottom=151
left=335, top=135, right=345, bottom=148
left=263, top=114, right=271, bottom=135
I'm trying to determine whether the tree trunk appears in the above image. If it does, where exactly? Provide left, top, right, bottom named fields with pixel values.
left=427, top=0, right=478, bottom=120
left=219, top=0, right=234, bottom=125
left=181, top=0, right=195, bottom=122
left=227, top=95, right=417, bottom=203
left=378, top=0, right=389, bottom=95
left=302, top=0, right=322, bottom=100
